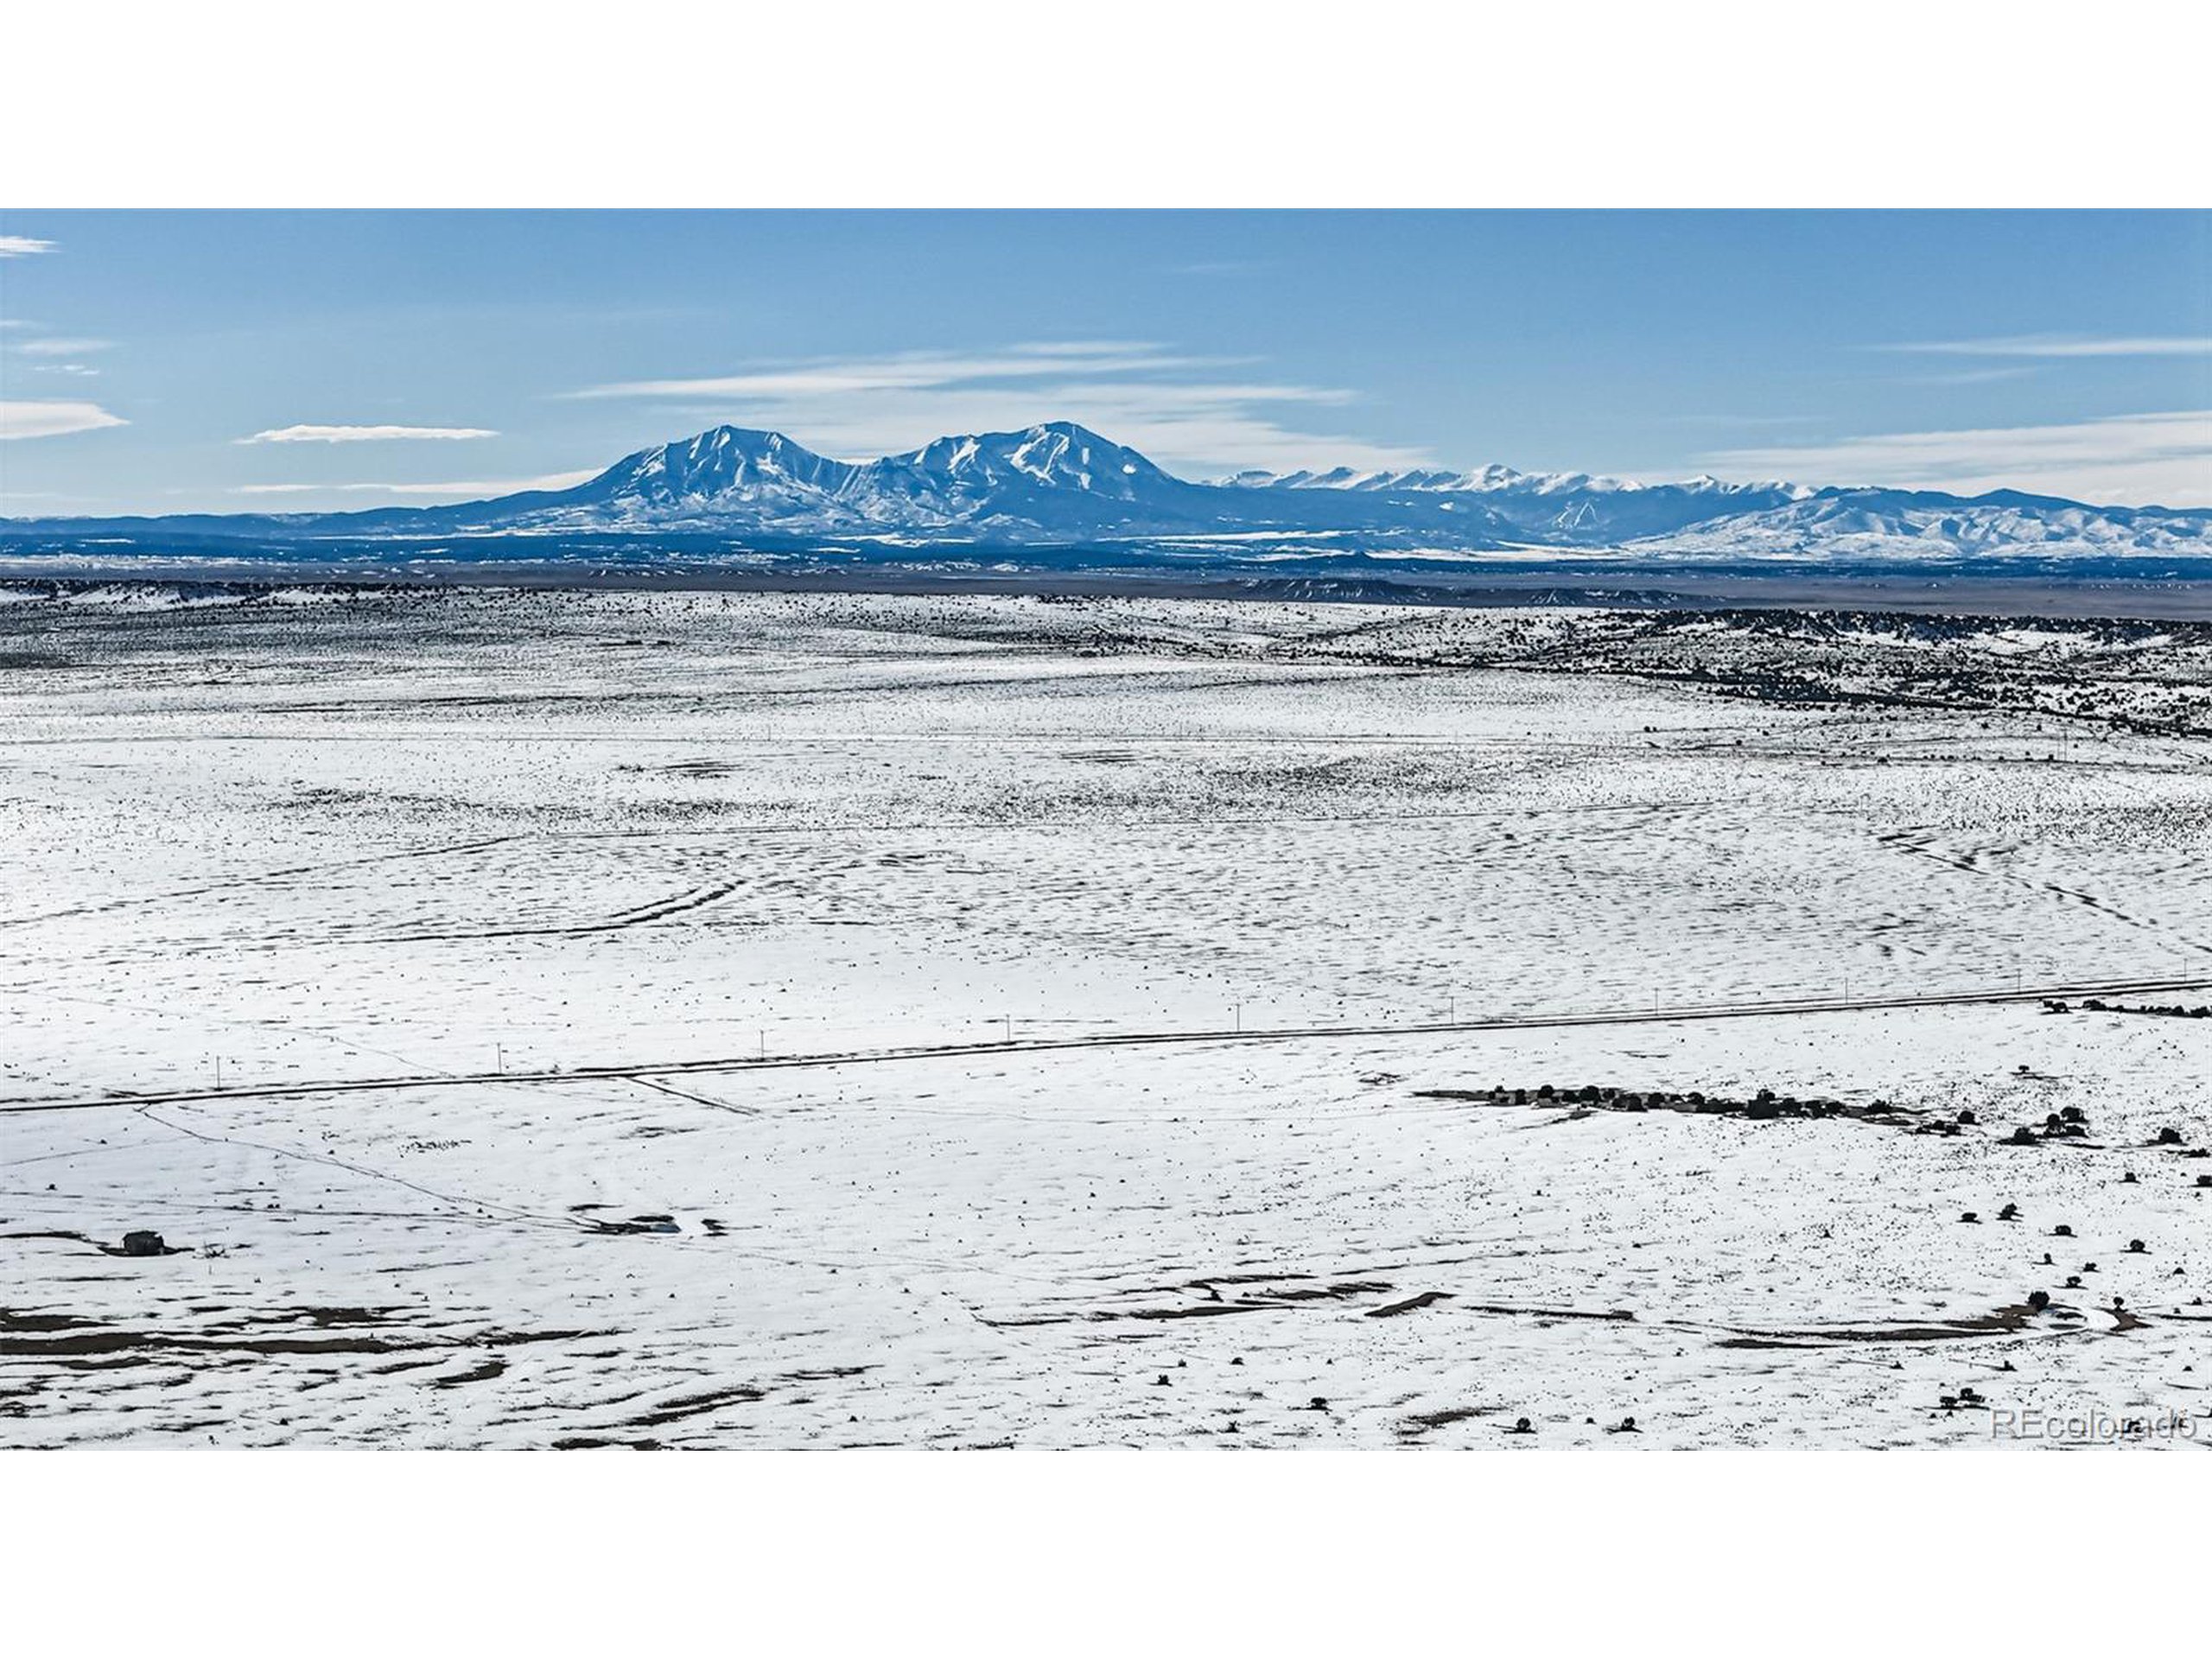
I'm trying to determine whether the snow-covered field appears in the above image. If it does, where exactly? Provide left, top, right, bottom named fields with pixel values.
left=3, top=586, right=2209, bottom=1447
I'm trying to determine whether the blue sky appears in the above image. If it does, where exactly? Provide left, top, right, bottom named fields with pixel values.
left=3, top=211, right=2208, bottom=514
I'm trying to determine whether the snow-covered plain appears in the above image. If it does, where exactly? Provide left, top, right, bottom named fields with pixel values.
left=3, top=586, right=2209, bottom=1447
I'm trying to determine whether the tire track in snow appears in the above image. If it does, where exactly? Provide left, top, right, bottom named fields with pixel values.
left=370, top=880, right=746, bottom=944
left=1879, top=828, right=2212, bottom=957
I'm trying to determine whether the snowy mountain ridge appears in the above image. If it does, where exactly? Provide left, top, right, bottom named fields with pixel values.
left=1223, top=462, right=1810, bottom=499
left=5, top=420, right=2210, bottom=567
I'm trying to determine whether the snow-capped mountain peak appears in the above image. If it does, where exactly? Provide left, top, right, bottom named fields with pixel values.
left=578, top=426, right=855, bottom=508
left=875, top=422, right=1175, bottom=496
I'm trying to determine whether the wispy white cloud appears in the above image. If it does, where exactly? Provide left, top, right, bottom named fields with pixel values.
left=230, top=469, right=595, bottom=500
left=30, top=362, right=101, bottom=378
left=1706, top=409, right=2212, bottom=508
left=0, top=399, right=129, bottom=440
left=1879, top=334, right=2212, bottom=358
left=566, top=340, right=1432, bottom=474
left=569, top=344, right=1223, bottom=402
left=15, top=336, right=113, bottom=356
left=240, top=423, right=500, bottom=444
left=1006, top=340, right=1169, bottom=359
left=0, top=236, right=57, bottom=258
left=1897, top=366, right=2041, bottom=387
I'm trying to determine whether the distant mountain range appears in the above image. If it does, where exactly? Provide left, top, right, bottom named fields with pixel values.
left=7, top=421, right=2211, bottom=571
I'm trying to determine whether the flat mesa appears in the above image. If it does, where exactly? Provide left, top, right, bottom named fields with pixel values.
left=1, top=582, right=2207, bottom=1448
